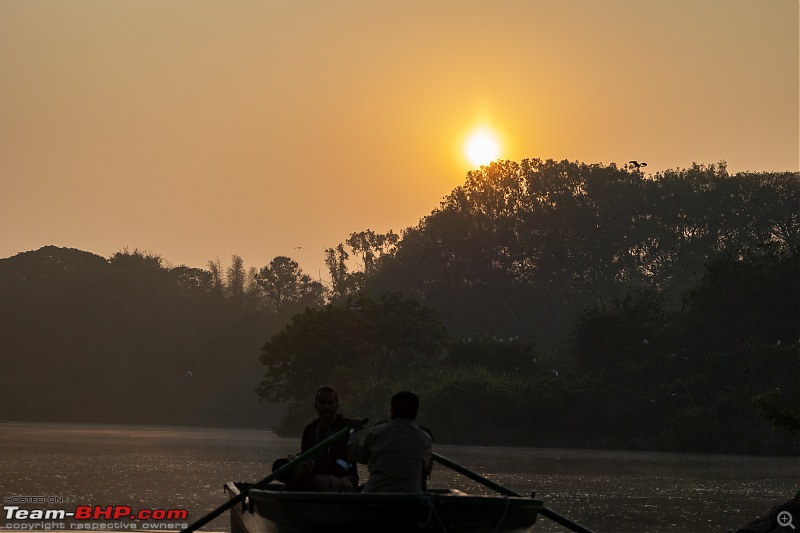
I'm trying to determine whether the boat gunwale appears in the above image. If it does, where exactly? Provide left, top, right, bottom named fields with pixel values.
left=227, top=481, right=544, bottom=506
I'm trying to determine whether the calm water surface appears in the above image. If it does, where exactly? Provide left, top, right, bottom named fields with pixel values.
left=0, top=423, right=797, bottom=532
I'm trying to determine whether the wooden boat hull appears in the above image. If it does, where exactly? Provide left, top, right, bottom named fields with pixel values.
left=226, top=482, right=543, bottom=533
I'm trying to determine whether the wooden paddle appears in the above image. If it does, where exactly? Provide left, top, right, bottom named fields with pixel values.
left=432, top=451, right=596, bottom=533
left=181, top=417, right=368, bottom=533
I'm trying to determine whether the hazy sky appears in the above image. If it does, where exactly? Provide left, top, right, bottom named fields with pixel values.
left=1, top=0, right=797, bottom=278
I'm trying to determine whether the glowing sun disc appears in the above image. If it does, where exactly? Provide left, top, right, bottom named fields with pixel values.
left=464, top=128, right=501, bottom=167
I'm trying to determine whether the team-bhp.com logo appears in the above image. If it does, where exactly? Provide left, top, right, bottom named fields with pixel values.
left=4, top=505, right=188, bottom=530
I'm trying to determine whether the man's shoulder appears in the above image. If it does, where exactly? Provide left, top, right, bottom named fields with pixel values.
left=415, top=423, right=434, bottom=445
left=300, top=419, right=319, bottom=441
left=367, top=420, right=389, bottom=431
left=393, top=419, right=433, bottom=450
left=418, top=425, right=434, bottom=442
left=378, top=418, right=432, bottom=437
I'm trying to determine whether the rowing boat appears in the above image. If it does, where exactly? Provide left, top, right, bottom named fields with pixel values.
left=225, top=482, right=544, bottom=533
left=181, top=424, right=591, bottom=533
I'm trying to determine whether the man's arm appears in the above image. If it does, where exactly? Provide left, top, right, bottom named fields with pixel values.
left=348, top=428, right=373, bottom=465
left=420, top=427, right=434, bottom=476
left=299, top=422, right=313, bottom=452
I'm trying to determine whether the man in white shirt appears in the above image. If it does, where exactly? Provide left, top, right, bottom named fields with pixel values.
left=350, top=391, right=433, bottom=493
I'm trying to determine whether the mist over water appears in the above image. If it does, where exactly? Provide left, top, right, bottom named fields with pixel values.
left=0, top=423, right=796, bottom=533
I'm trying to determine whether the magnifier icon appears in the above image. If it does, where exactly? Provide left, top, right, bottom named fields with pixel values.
left=778, top=511, right=795, bottom=529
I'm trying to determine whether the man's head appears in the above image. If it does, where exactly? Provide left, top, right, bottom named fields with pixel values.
left=390, top=391, right=420, bottom=420
left=314, top=385, right=339, bottom=424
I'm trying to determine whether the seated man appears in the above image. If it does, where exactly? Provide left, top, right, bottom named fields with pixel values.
left=283, top=385, right=358, bottom=492
left=350, top=391, right=432, bottom=493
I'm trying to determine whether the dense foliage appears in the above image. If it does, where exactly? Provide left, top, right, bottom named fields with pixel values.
left=0, top=247, right=304, bottom=426
left=262, top=160, right=799, bottom=452
left=2, top=159, right=797, bottom=453
left=256, top=293, right=446, bottom=405
left=362, top=160, right=797, bottom=344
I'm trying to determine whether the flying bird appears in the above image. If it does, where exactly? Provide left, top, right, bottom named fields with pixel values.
left=629, top=161, right=648, bottom=170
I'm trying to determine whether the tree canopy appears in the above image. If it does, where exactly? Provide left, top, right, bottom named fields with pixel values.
left=356, top=160, right=798, bottom=345
left=256, top=293, right=447, bottom=405
left=2, top=159, right=797, bottom=453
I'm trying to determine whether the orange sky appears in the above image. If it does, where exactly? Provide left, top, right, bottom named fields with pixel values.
left=1, top=1, right=797, bottom=278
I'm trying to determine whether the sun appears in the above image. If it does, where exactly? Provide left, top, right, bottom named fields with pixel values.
left=464, top=127, right=501, bottom=167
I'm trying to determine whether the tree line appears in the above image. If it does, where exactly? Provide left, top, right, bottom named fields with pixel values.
left=1, top=159, right=797, bottom=453
left=0, top=247, right=319, bottom=427
left=260, top=160, right=799, bottom=453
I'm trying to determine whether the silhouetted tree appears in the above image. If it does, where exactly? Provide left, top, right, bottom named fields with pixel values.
left=572, top=287, right=672, bottom=371
left=257, top=256, right=326, bottom=313
left=346, top=229, right=399, bottom=276
left=207, top=257, right=225, bottom=295
left=226, top=255, right=246, bottom=299
left=366, top=159, right=799, bottom=346
left=682, top=243, right=799, bottom=352
left=324, top=243, right=362, bottom=302
left=170, top=266, right=213, bottom=295
left=0, top=246, right=280, bottom=428
left=256, top=293, right=447, bottom=406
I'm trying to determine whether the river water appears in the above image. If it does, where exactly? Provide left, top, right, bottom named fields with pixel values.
left=0, top=423, right=797, bottom=532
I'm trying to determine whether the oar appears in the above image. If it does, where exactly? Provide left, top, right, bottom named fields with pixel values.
left=181, top=418, right=368, bottom=533
left=432, top=451, right=596, bottom=533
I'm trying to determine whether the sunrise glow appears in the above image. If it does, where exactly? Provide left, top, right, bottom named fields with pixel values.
left=464, top=128, right=501, bottom=167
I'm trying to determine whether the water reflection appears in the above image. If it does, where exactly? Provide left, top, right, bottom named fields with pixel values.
left=430, top=445, right=798, bottom=532
left=0, top=423, right=796, bottom=532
